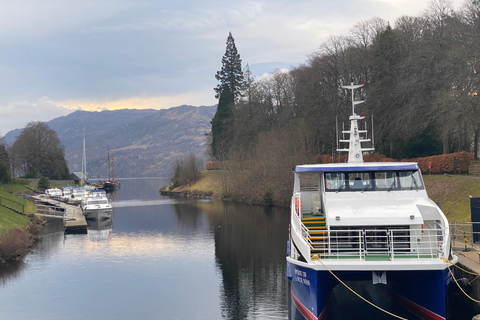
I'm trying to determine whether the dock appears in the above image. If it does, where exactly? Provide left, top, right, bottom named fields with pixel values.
left=33, top=194, right=87, bottom=234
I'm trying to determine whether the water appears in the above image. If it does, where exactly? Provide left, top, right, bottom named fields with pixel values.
left=0, top=178, right=290, bottom=320
left=0, top=178, right=462, bottom=319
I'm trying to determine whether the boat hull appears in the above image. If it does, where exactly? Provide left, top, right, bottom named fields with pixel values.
left=287, top=260, right=453, bottom=320
left=83, top=208, right=112, bottom=220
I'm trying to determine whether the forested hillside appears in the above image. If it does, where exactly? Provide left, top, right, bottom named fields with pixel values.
left=211, top=1, right=480, bottom=205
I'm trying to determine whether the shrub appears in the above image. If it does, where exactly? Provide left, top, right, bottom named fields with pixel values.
left=37, top=176, right=50, bottom=191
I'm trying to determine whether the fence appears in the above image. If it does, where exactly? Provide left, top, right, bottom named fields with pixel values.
left=449, top=220, right=480, bottom=250
left=34, top=204, right=66, bottom=219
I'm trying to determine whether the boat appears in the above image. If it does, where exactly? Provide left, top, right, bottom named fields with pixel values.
left=286, top=82, right=458, bottom=320
left=69, top=186, right=87, bottom=205
left=100, top=147, right=120, bottom=192
left=81, top=189, right=113, bottom=220
left=45, top=188, right=62, bottom=200
left=60, top=186, right=73, bottom=203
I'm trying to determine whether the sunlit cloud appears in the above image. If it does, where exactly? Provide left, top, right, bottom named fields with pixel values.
left=58, top=91, right=216, bottom=112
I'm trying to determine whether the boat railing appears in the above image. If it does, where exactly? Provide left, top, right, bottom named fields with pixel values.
left=310, top=228, right=445, bottom=260
left=291, top=194, right=312, bottom=244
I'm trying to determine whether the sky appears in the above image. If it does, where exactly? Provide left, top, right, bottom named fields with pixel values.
left=0, top=0, right=466, bottom=136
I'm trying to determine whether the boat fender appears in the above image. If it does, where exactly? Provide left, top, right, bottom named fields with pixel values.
left=295, top=198, right=302, bottom=216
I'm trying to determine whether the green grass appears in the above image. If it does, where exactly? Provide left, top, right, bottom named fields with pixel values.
left=0, top=184, right=35, bottom=235
left=424, top=174, right=480, bottom=222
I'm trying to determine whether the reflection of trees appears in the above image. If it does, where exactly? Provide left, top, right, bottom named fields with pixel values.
left=213, top=202, right=290, bottom=319
left=0, top=260, right=26, bottom=287
left=0, top=221, right=65, bottom=287
left=172, top=200, right=206, bottom=231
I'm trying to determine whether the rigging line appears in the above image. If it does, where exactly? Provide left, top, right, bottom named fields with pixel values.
left=441, top=258, right=480, bottom=303
left=317, top=258, right=409, bottom=320
left=444, top=257, right=480, bottom=276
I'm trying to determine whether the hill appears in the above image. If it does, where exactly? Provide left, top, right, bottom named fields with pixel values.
left=4, top=105, right=216, bottom=178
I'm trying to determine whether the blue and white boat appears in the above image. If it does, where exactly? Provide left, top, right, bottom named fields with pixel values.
left=286, top=82, right=457, bottom=320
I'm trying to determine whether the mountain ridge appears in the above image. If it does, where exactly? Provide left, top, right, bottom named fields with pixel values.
left=4, top=105, right=216, bottom=178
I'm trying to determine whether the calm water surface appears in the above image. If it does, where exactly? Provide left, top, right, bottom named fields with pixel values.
left=0, top=178, right=290, bottom=320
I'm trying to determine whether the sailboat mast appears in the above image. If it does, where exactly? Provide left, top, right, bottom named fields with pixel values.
left=82, top=127, right=87, bottom=186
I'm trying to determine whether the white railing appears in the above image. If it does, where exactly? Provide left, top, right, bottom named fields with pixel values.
left=310, top=228, right=445, bottom=260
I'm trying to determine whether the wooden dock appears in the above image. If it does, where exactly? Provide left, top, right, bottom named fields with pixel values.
left=33, top=194, right=87, bottom=234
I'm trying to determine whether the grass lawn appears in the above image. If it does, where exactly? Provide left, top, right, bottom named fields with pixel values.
left=424, top=174, right=480, bottom=222
left=0, top=184, right=36, bottom=235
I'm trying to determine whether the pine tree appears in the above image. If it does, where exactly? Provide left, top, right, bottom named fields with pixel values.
left=214, top=32, right=245, bottom=100
left=211, top=86, right=234, bottom=160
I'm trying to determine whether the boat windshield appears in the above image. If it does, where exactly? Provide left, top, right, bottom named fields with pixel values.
left=325, top=170, right=424, bottom=192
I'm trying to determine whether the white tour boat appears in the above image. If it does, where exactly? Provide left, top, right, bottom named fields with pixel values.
left=287, top=82, right=457, bottom=320
left=81, top=189, right=113, bottom=220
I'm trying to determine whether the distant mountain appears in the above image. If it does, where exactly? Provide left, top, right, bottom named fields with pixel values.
left=4, top=105, right=216, bottom=178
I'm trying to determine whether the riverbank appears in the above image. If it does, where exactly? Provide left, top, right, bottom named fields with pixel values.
left=162, top=171, right=480, bottom=221
left=0, top=181, right=42, bottom=263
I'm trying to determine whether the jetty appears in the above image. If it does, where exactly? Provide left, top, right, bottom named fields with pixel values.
left=33, top=194, right=87, bottom=234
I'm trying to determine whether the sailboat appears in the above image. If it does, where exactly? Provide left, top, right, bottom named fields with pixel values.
left=100, top=147, right=120, bottom=191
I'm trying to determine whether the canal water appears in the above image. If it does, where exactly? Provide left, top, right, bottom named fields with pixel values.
left=0, top=178, right=463, bottom=319
left=0, top=178, right=290, bottom=319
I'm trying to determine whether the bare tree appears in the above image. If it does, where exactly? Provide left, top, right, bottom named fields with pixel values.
left=8, top=121, right=69, bottom=179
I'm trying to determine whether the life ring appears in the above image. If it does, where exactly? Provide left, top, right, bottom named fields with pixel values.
left=295, top=198, right=302, bottom=216
left=327, top=181, right=332, bottom=189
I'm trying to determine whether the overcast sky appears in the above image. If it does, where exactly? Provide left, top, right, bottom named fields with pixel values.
left=0, top=0, right=465, bottom=136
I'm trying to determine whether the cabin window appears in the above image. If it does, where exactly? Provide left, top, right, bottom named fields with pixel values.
left=325, top=170, right=424, bottom=192
left=299, top=173, right=319, bottom=191
left=398, top=170, right=423, bottom=190
left=325, top=173, right=345, bottom=191
left=347, top=172, right=372, bottom=191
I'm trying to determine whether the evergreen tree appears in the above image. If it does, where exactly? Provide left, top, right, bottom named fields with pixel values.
left=211, top=86, right=234, bottom=160
left=214, top=32, right=245, bottom=100
left=211, top=32, right=244, bottom=160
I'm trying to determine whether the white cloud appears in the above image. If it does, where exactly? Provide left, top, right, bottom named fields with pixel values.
left=0, top=97, right=73, bottom=135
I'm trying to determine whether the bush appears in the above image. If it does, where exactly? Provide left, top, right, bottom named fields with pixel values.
left=37, top=176, right=50, bottom=191
left=261, top=190, right=274, bottom=207
left=170, top=154, right=203, bottom=188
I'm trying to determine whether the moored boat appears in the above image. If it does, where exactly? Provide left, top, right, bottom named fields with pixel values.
left=81, top=189, right=113, bottom=220
left=45, top=188, right=62, bottom=200
left=287, top=82, right=457, bottom=320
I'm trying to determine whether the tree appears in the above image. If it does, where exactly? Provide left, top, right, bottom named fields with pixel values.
left=9, top=121, right=70, bottom=180
left=211, top=86, right=234, bottom=160
left=0, top=145, right=11, bottom=184
left=214, top=32, right=245, bottom=100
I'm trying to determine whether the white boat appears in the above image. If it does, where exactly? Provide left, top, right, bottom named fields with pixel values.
left=70, top=186, right=87, bottom=205
left=60, top=186, right=73, bottom=203
left=81, top=189, right=113, bottom=220
left=287, top=82, right=458, bottom=320
left=45, top=188, right=62, bottom=200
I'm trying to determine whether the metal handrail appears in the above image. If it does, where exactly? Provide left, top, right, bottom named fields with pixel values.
left=316, top=228, right=445, bottom=260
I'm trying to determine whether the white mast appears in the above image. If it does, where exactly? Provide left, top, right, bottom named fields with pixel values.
left=81, top=127, right=87, bottom=186
left=336, top=81, right=374, bottom=163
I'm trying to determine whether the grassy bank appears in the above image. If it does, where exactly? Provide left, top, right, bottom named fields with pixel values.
left=424, top=174, right=480, bottom=222
left=165, top=170, right=223, bottom=198
left=168, top=171, right=480, bottom=222
left=0, top=182, right=40, bottom=262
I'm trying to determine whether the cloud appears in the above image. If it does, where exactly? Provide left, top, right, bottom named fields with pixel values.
left=0, top=97, right=74, bottom=135
left=58, top=91, right=216, bottom=111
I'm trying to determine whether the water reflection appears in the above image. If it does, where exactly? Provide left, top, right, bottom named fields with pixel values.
left=87, top=218, right=113, bottom=241
left=187, top=200, right=290, bottom=320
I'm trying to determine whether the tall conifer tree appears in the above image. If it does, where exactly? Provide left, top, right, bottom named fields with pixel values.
left=214, top=32, right=245, bottom=100
left=211, top=32, right=244, bottom=160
